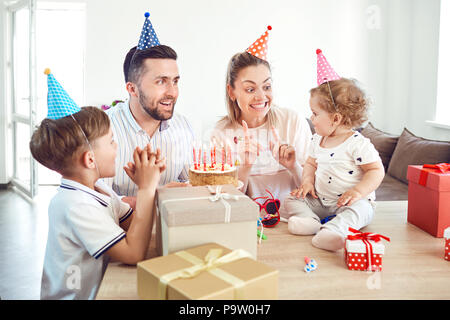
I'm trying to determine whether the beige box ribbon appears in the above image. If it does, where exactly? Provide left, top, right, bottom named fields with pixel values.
left=157, top=248, right=252, bottom=299
left=160, top=185, right=247, bottom=223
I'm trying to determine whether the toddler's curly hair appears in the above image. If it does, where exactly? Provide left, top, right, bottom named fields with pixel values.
left=310, top=78, right=368, bottom=128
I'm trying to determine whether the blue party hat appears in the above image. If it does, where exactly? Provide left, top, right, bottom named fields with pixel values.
left=44, top=68, right=81, bottom=120
left=137, top=12, right=160, bottom=50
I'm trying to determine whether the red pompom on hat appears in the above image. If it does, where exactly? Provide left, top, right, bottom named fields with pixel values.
left=246, top=26, right=272, bottom=61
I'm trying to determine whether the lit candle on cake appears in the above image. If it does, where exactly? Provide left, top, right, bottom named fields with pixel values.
left=213, top=139, right=217, bottom=166
left=227, top=143, right=232, bottom=167
left=198, top=145, right=202, bottom=170
left=193, top=144, right=197, bottom=170
left=221, top=144, right=225, bottom=171
left=203, top=145, right=207, bottom=171
left=210, top=142, right=213, bottom=169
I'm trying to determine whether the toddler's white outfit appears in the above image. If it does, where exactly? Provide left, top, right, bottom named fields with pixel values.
left=284, top=131, right=381, bottom=238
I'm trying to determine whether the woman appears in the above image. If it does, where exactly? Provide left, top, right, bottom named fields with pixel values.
left=212, top=50, right=312, bottom=219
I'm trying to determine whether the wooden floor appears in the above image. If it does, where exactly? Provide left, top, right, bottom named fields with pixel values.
left=0, top=186, right=56, bottom=300
left=97, top=201, right=450, bottom=300
left=1, top=186, right=448, bottom=300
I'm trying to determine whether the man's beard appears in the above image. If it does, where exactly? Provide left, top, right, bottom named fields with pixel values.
left=138, top=90, right=176, bottom=121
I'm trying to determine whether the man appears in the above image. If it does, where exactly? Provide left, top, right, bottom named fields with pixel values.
left=105, top=45, right=194, bottom=205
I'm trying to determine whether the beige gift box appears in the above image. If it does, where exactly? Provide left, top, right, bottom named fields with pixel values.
left=137, top=243, right=278, bottom=300
left=155, top=185, right=259, bottom=258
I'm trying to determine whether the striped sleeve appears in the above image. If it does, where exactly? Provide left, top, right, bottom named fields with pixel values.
left=93, top=232, right=126, bottom=259
left=66, top=202, right=126, bottom=259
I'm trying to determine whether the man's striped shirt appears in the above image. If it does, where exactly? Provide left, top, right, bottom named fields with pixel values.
left=104, top=100, right=195, bottom=196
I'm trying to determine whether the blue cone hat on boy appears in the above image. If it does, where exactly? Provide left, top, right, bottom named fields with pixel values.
left=137, top=12, right=160, bottom=50
left=44, top=68, right=81, bottom=120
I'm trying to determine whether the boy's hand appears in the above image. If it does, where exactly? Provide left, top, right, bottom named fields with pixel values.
left=337, top=188, right=362, bottom=207
left=125, top=147, right=166, bottom=175
left=124, top=144, right=165, bottom=190
left=290, top=181, right=318, bottom=199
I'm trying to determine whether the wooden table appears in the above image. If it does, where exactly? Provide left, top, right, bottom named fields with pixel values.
left=96, top=201, right=450, bottom=300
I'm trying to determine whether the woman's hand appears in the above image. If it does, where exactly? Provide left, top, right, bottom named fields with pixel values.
left=238, top=120, right=262, bottom=167
left=269, top=126, right=297, bottom=170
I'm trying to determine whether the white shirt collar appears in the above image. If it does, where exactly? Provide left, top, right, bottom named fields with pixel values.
left=60, top=178, right=110, bottom=207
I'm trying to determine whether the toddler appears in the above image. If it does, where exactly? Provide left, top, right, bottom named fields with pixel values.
left=284, top=77, right=384, bottom=251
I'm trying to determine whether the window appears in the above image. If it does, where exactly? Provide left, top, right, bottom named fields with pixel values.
left=433, top=0, right=450, bottom=128
left=36, top=1, right=86, bottom=184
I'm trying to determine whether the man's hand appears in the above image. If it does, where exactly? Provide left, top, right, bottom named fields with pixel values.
left=122, top=196, right=136, bottom=211
left=164, top=181, right=192, bottom=188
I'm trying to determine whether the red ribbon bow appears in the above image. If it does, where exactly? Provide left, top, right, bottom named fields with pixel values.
left=419, top=163, right=450, bottom=186
left=347, top=227, right=390, bottom=271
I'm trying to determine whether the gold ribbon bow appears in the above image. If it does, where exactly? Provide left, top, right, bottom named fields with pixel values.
left=157, top=248, right=252, bottom=299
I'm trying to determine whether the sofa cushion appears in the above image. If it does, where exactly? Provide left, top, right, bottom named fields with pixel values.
left=306, top=118, right=315, bottom=134
left=387, top=128, right=450, bottom=184
left=360, top=122, right=399, bottom=171
left=376, top=175, right=409, bottom=201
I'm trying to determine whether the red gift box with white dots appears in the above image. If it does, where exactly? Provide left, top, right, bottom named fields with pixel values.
left=345, top=239, right=385, bottom=271
left=445, top=227, right=450, bottom=261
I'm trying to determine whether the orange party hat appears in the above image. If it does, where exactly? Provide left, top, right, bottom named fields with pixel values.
left=246, top=26, right=272, bottom=61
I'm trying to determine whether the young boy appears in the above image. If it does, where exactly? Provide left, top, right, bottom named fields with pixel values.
left=31, top=71, right=165, bottom=299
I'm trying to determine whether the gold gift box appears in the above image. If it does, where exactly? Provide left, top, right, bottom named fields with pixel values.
left=137, top=243, right=278, bottom=300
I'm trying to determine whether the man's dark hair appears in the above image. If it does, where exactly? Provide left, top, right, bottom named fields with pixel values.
left=123, top=46, right=137, bottom=83
left=128, top=45, right=178, bottom=84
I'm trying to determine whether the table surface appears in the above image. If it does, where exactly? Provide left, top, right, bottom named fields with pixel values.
left=96, top=201, right=450, bottom=300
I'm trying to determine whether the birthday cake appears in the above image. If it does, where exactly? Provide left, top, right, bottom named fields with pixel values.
left=189, top=163, right=238, bottom=187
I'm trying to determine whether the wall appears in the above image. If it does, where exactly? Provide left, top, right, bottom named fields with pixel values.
left=85, top=0, right=372, bottom=138
left=368, top=0, right=449, bottom=140
left=84, top=0, right=449, bottom=140
left=0, top=0, right=448, bottom=184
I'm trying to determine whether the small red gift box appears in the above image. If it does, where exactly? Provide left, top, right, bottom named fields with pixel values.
left=445, top=227, right=450, bottom=261
left=407, top=163, right=450, bottom=238
left=345, top=228, right=390, bottom=272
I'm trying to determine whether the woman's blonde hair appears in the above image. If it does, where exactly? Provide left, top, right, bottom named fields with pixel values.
left=310, top=78, right=368, bottom=128
left=224, top=52, right=278, bottom=128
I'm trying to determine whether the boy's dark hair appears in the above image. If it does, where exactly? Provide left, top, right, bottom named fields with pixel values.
left=123, top=46, right=137, bottom=83
left=29, top=107, right=110, bottom=174
left=128, top=45, right=178, bottom=84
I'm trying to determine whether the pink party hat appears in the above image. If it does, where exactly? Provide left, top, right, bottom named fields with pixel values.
left=246, top=26, right=272, bottom=61
left=316, top=49, right=341, bottom=86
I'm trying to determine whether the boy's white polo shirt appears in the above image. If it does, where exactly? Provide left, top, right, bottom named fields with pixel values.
left=40, top=178, right=133, bottom=300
